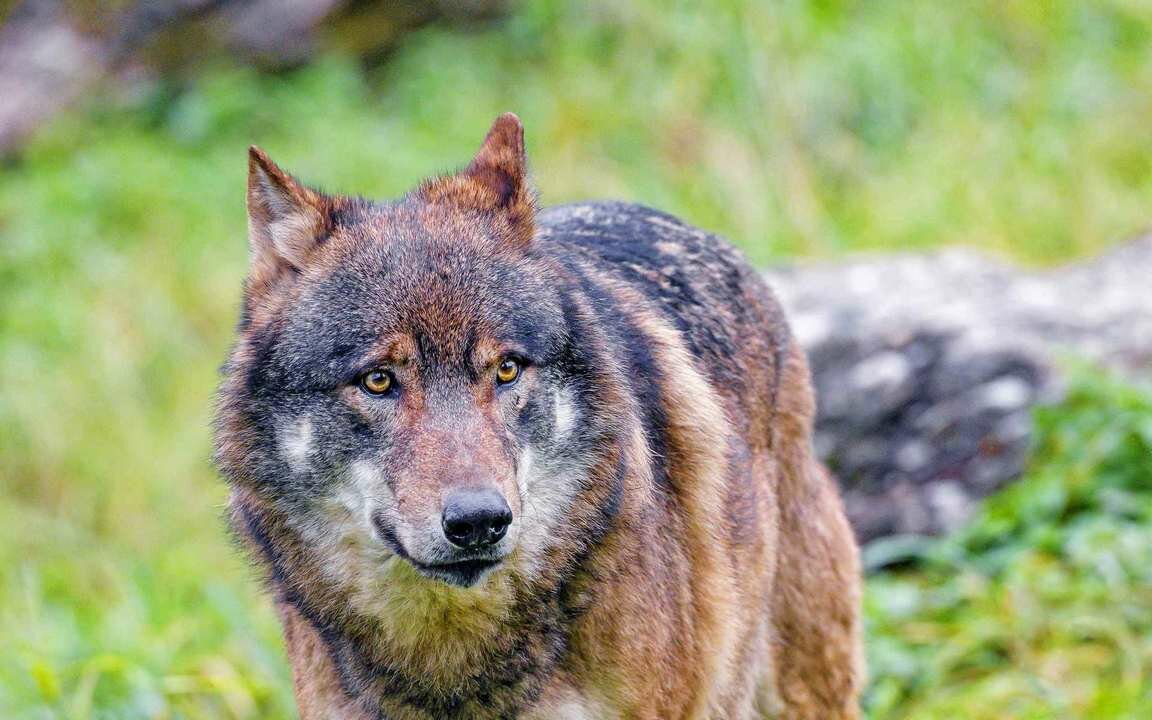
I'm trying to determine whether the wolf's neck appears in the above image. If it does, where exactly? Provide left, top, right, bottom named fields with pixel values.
left=320, top=568, right=576, bottom=719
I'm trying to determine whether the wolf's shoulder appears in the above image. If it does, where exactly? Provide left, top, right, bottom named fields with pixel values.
left=538, top=201, right=734, bottom=258
left=536, top=200, right=754, bottom=293
left=536, top=201, right=788, bottom=380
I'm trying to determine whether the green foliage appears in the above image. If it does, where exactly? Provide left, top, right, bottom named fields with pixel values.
left=866, top=372, right=1152, bottom=719
left=1, top=0, right=1151, bottom=717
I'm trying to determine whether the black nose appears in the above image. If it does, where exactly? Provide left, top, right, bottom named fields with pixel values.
left=441, top=488, right=513, bottom=549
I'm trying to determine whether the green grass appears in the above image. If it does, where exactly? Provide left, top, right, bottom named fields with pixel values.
left=1, top=1, right=1151, bottom=717
left=865, top=372, right=1152, bottom=718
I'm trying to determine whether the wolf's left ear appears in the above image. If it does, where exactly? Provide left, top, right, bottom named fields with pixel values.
left=246, top=147, right=332, bottom=289
left=419, top=113, right=536, bottom=248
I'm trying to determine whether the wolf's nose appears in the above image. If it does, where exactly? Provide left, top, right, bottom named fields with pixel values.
left=441, top=488, right=513, bottom=549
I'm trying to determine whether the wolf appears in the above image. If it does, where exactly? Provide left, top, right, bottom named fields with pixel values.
left=214, top=113, right=863, bottom=719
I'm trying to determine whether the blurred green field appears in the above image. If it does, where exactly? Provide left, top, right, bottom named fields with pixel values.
left=2, top=1, right=1151, bottom=718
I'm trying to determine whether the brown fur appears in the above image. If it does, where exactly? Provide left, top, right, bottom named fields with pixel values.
left=216, top=113, right=863, bottom=719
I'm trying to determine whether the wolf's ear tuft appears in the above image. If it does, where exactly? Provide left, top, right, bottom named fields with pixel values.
left=419, top=113, right=536, bottom=248
left=247, top=146, right=331, bottom=284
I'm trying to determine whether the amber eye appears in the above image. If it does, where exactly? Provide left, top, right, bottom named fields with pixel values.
left=359, top=369, right=393, bottom=395
left=495, top=358, right=521, bottom=385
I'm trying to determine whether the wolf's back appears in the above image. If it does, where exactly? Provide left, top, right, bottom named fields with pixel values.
left=538, top=201, right=791, bottom=413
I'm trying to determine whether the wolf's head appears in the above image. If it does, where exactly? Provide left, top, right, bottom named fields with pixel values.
left=216, top=115, right=620, bottom=601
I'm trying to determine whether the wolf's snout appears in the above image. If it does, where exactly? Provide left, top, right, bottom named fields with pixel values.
left=441, top=488, right=513, bottom=549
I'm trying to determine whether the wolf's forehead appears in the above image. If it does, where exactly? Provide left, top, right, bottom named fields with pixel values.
left=283, top=251, right=560, bottom=367
left=321, top=253, right=512, bottom=334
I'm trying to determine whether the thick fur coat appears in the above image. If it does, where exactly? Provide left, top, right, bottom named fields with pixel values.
left=215, top=114, right=863, bottom=719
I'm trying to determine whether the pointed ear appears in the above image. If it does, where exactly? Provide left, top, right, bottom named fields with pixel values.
left=419, top=113, right=536, bottom=247
left=246, top=146, right=331, bottom=285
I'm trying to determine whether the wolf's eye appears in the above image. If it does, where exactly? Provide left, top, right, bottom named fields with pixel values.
left=495, top=358, right=521, bottom=385
left=359, top=369, right=393, bottom=395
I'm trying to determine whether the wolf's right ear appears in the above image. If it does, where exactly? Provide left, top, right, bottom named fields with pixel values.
left=246, top=147, right=331, bottom=289
left=417, top=113, right=536, bottom=248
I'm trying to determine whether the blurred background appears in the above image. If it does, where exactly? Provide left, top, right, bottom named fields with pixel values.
left=1, top=1, right=1150, bottom=718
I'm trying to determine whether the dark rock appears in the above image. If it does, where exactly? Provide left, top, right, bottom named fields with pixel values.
left=766, top=235, right=1152, bottom=542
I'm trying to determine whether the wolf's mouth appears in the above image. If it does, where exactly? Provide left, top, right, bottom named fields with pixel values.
left=374, top=518, right=503, bottom=587
left=410, top=557, right=503, bottom=587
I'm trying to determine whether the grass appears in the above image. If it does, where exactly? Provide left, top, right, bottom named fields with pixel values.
left=865, top=372, right=1152, bottom=718
left=1, top=0, right=1150, bottom=717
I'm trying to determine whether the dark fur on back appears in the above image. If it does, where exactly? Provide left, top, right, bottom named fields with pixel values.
left=540, top=202, right=793, bottom=424
left=215, top=114, right=862, bottom=720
